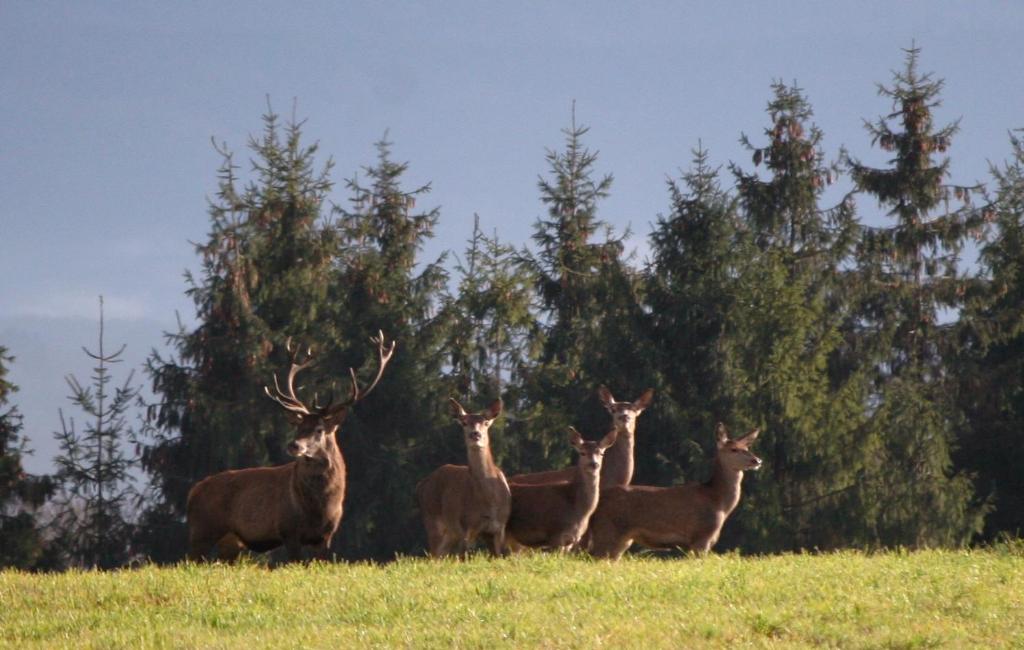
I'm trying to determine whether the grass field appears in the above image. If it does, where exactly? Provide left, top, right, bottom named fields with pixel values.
left=2, top=547, right=1023, bottom=649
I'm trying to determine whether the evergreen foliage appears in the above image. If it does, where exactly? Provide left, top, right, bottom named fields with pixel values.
left=845, top=46, right=987, bottom=545
left=328, top=136, right=453, bottom=559
left=138, top=106, right=341, bottom=561
left=957, top=130, right=1024, bottom=539
left=49, top=297, right=140, bottom=568
left=0, top=347, right=52, bottom=569
left=721, top=82, right=870, bottom=550
left=519, top=109, right=646, bottom=473
left=645, top=145, right=742, bottom=484
left=443, top=216, right=541, bottom=469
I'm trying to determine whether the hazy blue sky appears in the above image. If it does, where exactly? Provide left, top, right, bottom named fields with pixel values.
left=2, top=2, right=1022, bottom=473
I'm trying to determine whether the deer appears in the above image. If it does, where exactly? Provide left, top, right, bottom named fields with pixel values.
left=186, top=332, right=395, bottom=562
left=587, top=423, right=761, bottom=560
left=508, top=386, right=652, bottom=488
left=505, top=427, right=618, bottom=552
left=415, top=397, right=510, bottom=557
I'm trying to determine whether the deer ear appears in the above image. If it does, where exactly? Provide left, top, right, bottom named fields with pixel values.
left=484, top=397, right=503, bottom=421
left=737, top=428, right=760, bottom=446
left=597, top=385, right=614, bottom=410
left=715, top=422, right=730, bottom=447
left=633, top=388, right=654, bottom=411
left=598, top=429, right=618, bottom=450
left=567, top=426, right=585, bottom=450
left=449, top=398, right=467, bottom=420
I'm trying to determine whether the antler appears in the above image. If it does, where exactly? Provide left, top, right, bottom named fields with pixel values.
left=342, top=330, right=396, bottom=408
left=264, top=337, right=316, bottom=416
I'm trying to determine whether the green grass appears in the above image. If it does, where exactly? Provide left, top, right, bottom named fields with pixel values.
left=2, top=548, right=1023, bottom=648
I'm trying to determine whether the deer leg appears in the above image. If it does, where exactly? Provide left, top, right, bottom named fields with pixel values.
left=489, top=529, right=507, bottom=557
left=215, top=533, right=246, bottom=562
left=282, top=536, right=305, bottom=563
left=589, top=532, right=631, bottom=560
left=503, top=535, right=526, bottom=555
left=455, top=536, right=472, bottom=560
left=187, top=536, right=215, bottom=562
left=311, top=538, right=332, bottom=562
left=187, top=522, right=221, bottom=562
left=578, top=528, right=593, bottom=553
left=475, top=530, right=506, bottom=557
left=435, top=532, right=461, bottom=557
left=422, top=519, right=444, bottom=557
left=607, top=537, right=632, bottom=560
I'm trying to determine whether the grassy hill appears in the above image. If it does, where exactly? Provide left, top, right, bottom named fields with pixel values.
left=2, top=548, right=1023, bottom=648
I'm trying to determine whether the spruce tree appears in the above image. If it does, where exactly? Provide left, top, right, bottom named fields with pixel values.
left=329, top=135, right=453, bottom=559
left=519, top=109, right=644, bottom=474
left=443, top=215, right=541, bottom=470
left=139, top=106, right=341, bottom=560
left=845, top=46, right=986, bottom=546
left=956, top=130, right=1024, bottom=540
left=645, top=145, right=743, bottom=485
left=49, top=297, right=140, bottom=569
left=0, top=347, right=52, bottom=569
left=723, top=82, right=870, bottom=551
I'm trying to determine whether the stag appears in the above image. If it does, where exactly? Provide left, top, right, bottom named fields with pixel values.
left=508, top=386, right=652, bottom=488
left=186, top=332, right=395, bottom=562
left=587, top=423, right=761, bottom=560
left=416, top=397, right=510, bottom=557
left=505, top=427, right=617, bottom=552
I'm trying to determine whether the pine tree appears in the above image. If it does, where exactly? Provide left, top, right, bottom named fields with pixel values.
left=329, top=135, right=453, bottom=559
left=0, top=347, right=52, bottom=569
left=139, top=105, right=341, bottom=560
left=957, top=130, right=1024, bottom=540
left=845, top=46, right=986, bottom=546
left=49, top=297, right=140, bottom=568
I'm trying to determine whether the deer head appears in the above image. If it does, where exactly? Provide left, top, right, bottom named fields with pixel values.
left=715, top=423, right=762, bottom=472
left=598, top=386, right=654, bottom=435
left=568, top=426, right=618, bottom=477
left=265, top=331, right=396, bottom=459
left=449, top=397, right=503, bottom=449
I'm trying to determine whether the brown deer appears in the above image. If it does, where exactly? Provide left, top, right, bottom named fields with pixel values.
left=508, top=386, right=652, bottom=488
left=415, top=397, right=510, bottom=557
left=505, top=427, right=618, bottom=551
left=587, top=423, right=761, bottom=560
left=186, top=332, right=395, bottom=562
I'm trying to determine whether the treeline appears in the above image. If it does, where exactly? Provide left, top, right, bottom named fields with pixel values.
left=2, top=47, right=1023, bottom=568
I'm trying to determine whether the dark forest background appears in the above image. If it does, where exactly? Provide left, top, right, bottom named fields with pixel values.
left=3, top=47, right=1023, bottom=568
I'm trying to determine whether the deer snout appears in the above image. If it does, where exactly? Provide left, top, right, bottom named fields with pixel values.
left=748, top=455, right=763, bottom=470
left=287, top=440, right=305, bottom=457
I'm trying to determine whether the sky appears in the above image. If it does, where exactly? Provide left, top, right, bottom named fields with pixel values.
left=2, top=1, right=1022, bottom=474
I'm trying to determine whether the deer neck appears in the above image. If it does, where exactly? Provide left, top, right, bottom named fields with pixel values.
left=601, top=427, right=634, bottom=487
left=706, top=457, right=744, bottom=516
left=571, top=466, right=603, bottom=525
left=467, top=443, right=509, bottom=522
left=294, top=438, right=344, bottom=495
left=467, top=445, right=503, bottom=484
